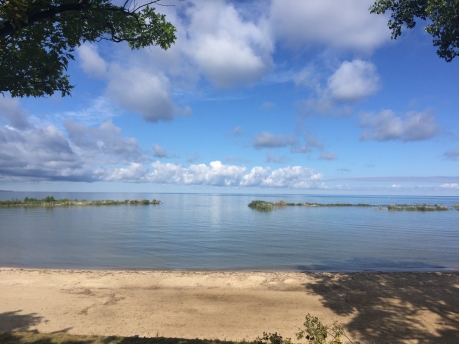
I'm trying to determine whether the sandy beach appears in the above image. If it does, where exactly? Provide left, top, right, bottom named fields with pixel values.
left=0, top=268, right=458, bottom=343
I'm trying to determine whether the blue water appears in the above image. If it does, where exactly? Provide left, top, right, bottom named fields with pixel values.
left=0, top=192, right=458, bottom=272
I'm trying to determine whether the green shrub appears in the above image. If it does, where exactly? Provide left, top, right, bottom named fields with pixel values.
left=257, top=314, right=347, bottom=344
left=256, top=332, right=292, bottom=344
left=296, top=314, right=345, bottom=344
left=248, top=200, right=274, bottom=211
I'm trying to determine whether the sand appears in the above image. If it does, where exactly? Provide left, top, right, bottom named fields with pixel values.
left=0, top=268, right=458, bottom=343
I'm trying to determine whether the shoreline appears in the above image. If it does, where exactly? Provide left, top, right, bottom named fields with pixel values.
left=1, top=265, right=458, bottom=273
left=1, top=268, right=458, bottom=343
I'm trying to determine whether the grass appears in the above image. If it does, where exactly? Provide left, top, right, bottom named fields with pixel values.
left=0, top=197, right=161, bottom=208
left=387, top=204, right=449, bottom=211
left=249, top=200, right=455, bottom=212
left=0, top=331, right=238, bottom=344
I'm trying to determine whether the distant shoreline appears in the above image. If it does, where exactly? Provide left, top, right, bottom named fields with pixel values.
left=1, top=265, right=457, bottom=273
left=0, top=196, right=161, bottom=207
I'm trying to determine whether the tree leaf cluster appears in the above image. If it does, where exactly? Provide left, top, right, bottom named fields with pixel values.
left=370, top=0, right=459, bottom=62
left=0, top=0, right=176, bottom=97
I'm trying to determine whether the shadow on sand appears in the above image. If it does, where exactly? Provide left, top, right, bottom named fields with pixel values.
left=299, top=271, right=459, bottom=343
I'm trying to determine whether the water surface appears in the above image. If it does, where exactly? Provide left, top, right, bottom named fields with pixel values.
left=0, top=192, right=458, bottom=271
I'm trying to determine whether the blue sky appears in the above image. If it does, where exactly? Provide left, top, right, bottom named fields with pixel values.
left=0, top=0, right=458, bottom=195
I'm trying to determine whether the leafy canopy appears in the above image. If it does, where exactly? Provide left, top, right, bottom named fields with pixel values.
left=0, top=0, right=176, bottom=97
left=370, top=0, right=459, bottom=62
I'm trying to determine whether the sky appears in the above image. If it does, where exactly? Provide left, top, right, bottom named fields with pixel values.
left=0, top=0, right=458, bottom=195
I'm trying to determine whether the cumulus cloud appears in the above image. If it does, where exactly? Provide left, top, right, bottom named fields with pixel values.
left=76, top=43, right=183, bottom=123
left=182, top=0, right=273, bottom=87
left=327, top=60, right=380, bottom=101
left=64, top=120, right=146, bottom=164
left=103, top=163, right=149, bottom=182
left=241, top=165, right=323, bottom=188
left=0, top=115, right=152, bottom=183
left=359, top=110, right=439, bottom=141
left=144, top=161, right=323, bottom=189
left=297, top=60, right=379, bottom=116
left=269, top=0, right=389, bottom=53
left=105, top=66, right=176, bottom=123
left=253, top=131, right=296, bottom=149
left=319, top=152, right=338, bottom=160
left=0, top=96, right=31, bottom=129
left=0, top=124, right=85, bottom=181
left=148, top=160, right=246, bottom=186
left=77, top=44, right=107, bottom=79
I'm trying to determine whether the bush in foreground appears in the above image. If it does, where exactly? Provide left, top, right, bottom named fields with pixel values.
left=256, top=314, right=350, bottom=344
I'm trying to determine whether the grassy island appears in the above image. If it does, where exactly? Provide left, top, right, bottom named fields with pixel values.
left=248, top=200, right=458, bottom=212
left=0, top=196, right=161, bottom=207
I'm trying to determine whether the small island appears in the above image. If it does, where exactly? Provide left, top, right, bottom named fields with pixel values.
left=248, top=200, right=458, bottom=212
left=0, top=196, right=161, bottom=207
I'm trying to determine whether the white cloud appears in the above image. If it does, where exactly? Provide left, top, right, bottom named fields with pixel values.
left=76, top=44, right=183, bottom=123
left=241, top=165, right=323, bottom=188
left=297, top=60, right=379, bottom=116
left=0, top=119, right=150, bottom=182
left=253, top=131, right=296, bottom=149
left=146, top=161, right=323, bottom=189
left=319, top=152, right=338, bottom=160
left=77, top=44, right=107, bottom=79
left=148, top=160, right=246, bottom=186
left=0, top=95, right=30, bottom=129
left=269, top=0, right=389, bottom=53
left=104, top=163, right=149, bottom=182
left=441, top=183, right=458, bottom=189
left=183, top=0, right=273, bottom=87
left=359, top=110, right=439, bottom=141
left=327, top=60, right=380, bottom=101
left=0, top=124, right=84, bottom=181
left=105, top=65, right=176, bottom=123
left=64, top=120, right=146, bottom=164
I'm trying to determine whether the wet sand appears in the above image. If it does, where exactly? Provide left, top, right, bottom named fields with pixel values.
left=0, top=268, right=458, bottom=343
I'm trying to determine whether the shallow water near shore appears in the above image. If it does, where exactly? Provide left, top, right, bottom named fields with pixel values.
left=0, top=192, right=458, bottom=271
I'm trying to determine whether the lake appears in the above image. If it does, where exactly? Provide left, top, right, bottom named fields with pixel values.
left=0, top=192, right=458, bottom=271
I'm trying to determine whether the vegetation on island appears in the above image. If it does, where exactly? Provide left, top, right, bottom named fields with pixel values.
left=387, top=204, right=449, bottom=211
left=0, top=196, right=161, bottom=207
left=249, top=200, right=457, bottom=212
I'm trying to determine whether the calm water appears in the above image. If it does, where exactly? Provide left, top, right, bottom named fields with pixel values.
left=0, top=192, right=458, bottom=272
